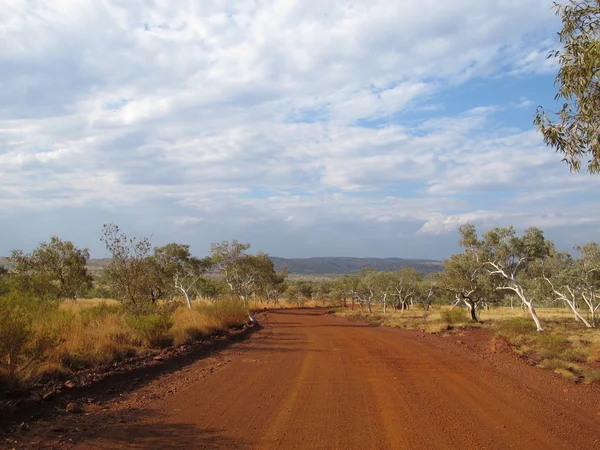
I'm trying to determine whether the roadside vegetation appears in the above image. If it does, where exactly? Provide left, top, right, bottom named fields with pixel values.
left=2, top=220, right=600, bottom=389
left=328, top=224, right=600, bottom=384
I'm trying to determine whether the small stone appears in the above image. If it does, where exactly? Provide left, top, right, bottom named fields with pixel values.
left=153, top=356, right=163, bottom=362
left=64, top=381, right=75, bottom=389
left=66, top=403, right=82, bottom=414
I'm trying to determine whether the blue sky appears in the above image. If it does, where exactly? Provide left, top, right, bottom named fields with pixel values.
left=1, top=0, right=599, bottom=260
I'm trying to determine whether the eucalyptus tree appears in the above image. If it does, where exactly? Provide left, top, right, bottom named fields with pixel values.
left=438, top=253, right=496, bottom=322
left=10, top=237, right=93, bottom=302
left=336, top=274, right=361, bottom=310
left=575, top=242, right=600, bottom=325
left=534, top=0, right=600, bottom=173
left=390, top=268, right=421, bottom=312
left=459, top=225, right=553, bottom=331
left=210, top=240, right=277, bottom=319
left=540, top=251, right=594, bottom=327
left=370, top=271, right=395, bottom=313
left=544, top=243, right=600, bottom=327
left=416, top=276, right=437, bottom=311
left=194, top=277, right=225, bottom=302
left=153, top=243, right=212, bottom=309
left=101, top=224, right=166, bottom=315
left=261, top=268, right=288, bottom=305
left=315, top=280, right=333, bottom=306
left=354, top=269, right=377, bottom=313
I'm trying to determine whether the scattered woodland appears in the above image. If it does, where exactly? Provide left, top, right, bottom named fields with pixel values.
left=1, top=221, right=600, bottom=390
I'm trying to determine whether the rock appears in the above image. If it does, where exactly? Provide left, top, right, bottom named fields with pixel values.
left=153, top=356, right=163, bottom=362
left=64, top=381, right=75, bottom=389
left=66, top=402, right=82, bottom=414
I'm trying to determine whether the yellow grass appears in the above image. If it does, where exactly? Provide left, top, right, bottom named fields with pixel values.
left=0, top=297, right=249, bottom=389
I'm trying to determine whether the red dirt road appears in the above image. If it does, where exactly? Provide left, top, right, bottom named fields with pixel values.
left=9, top=309, right=600, bottom=449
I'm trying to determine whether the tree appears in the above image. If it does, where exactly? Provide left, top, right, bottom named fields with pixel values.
left=540, top=251, right=594, bottom=327
left=352, top=269, right=379, bottom=313
left=153, top=243, right=211, bottom=309
left=261, top=268, right=288, bottom=305
left=390, top=268, right=421, bottom=312
left=195, top=277, right=225, bottom=302
left=0, top=266, right=9, bottom=296
left=210, top=240, right=277, bottom=320
left=459, top=225, right=553, bottom=331
left=575, top=242, right=600, bottom=325
left=10, top=237, right=92, bottom=302
left=416, top=276, right=437, bottom=312
left=438, top=253, right=497, bottom=322
left=315, top=280, right=333, bottom=306
left=534, top=0, right=600, bottom=173
left=542, top=243, right=600, bottom=327
left=101, top=224, right=166, bottom=315
left=371, top=272, right=394, bottom=313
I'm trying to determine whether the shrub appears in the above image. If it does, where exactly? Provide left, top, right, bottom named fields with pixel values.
left=441, top=307, right=468, bottom=325
left=171, top=299, right=248, bottom=346
left=80, top=302, right=124, bottom=325
left=126, top=314, right=174, bottom=347
left=535, top=334, right=569, bottom=360
left=0, top=297, right=31, bottom=376
left=495, top=318, right=537, bottom=345
left=582, top=368, right=600, bottom=384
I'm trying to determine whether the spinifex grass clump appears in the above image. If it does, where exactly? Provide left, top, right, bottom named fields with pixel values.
left=0, top=296, right=249, bottom=390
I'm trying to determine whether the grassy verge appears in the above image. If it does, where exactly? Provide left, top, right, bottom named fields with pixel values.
left=333, top=306, right=600, bottom=384
left=0, top=297, right=249, bottom=391
left=494, top=317, right=600, bottom=384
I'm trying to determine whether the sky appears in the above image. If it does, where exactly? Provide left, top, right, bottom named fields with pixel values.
left=1, top=0, right=599, bottom=260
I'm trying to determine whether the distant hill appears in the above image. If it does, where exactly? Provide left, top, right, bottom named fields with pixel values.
left=270, top=257, right=443, bottom=275
left=1, top=256, right=443, bottom=276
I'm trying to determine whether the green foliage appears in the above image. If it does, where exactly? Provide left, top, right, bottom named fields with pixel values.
left=126, top=313, right=174, bottom=347
left=441, top=307, right=468, bottom=325
left=101, top=224, right=166, bottom=315
left=9, top=237, right=93, bottom=302
left=535, top=334, right=569, bottom=359
left=0, top=293, right=57, bottom=383
left=534, top=0, right=600, bottom=173
left=494, top=318, right=537, bottom=345
left=210, top=240, right=278, bottom=304
left=79, top=302, right=124, bottom=324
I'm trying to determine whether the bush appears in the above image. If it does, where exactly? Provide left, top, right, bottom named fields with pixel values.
left=495, top=318, right=537, bottom=345
left=80, top=302, right=124, bottom=324
left=171, top=299, right=248, bottom=346
left=126, top=314, right=174, bottom=347
left=441, top=307, right=468, bottom=325
left=532, top=333, right=568, bottom=359
left=0, top=294, right=57, bottom=386
left=0, top=299, right=30, bottom=376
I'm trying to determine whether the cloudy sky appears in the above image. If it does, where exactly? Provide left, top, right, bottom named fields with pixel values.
left=1, top=0, right=599, bottom=260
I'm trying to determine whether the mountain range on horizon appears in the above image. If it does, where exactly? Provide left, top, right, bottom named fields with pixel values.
left=0, top=256, right=443, bottom=276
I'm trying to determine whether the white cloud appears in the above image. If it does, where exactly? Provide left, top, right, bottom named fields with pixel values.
left=3, top=0, right=596, bottom=259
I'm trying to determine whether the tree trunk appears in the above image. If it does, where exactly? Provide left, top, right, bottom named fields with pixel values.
left=463, top=298, right=478, bottom=322
left=183, top=290, right=192, bottom=309
left=504, top=284, right=544, bottom=331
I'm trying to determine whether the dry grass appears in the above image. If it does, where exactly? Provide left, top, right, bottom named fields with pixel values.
left=334, top=305, right=476, bottom=333
left=0, top=297, right=249, bottom=389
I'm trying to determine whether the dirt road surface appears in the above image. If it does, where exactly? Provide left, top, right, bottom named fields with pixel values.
left=8, top=309, right=600, bottom=449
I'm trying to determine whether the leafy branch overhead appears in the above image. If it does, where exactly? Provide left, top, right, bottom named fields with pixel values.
left=535, top=0, right=600, bottom=173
